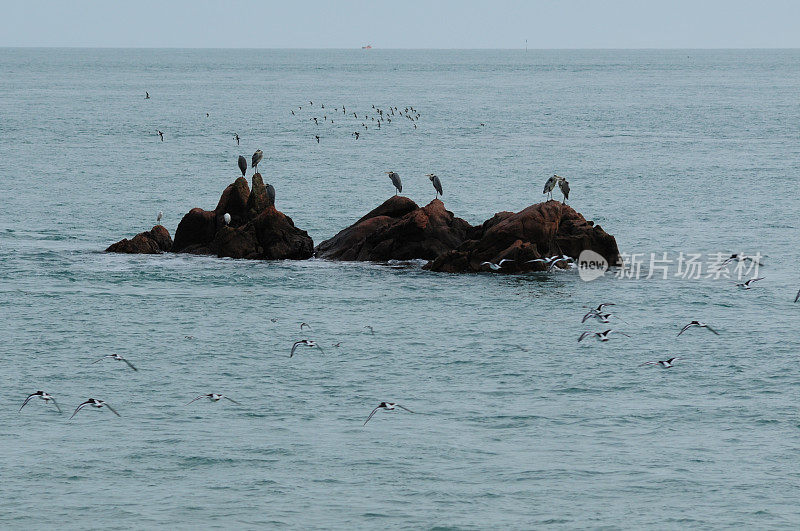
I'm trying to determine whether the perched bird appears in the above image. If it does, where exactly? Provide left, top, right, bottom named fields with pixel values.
left=639, top=357, right=681, bottom=368
left=558, top=177, right=570, bottom=203
left=92, top=353, right=137, bottom=371
left=70, top=398, right=120, bottom=419
left=20, top=391, right=61, bottom=413
left=578, top=329, right=631, bottom=342
left=234, top=133, right=240, bottom=145
left=290, top=340, right=324, bottom=357
left=252, top=149, right=264, bottom=173
left=542, top=175, right=559, bottom=200
left=223, top=213, right=231, bottom=226
left=677, top=321, right=720, bottom=336
left=145, top=91, right=150, bottom=99
left=186, top=393, right=241, bottom=406
left=736, top=277, right=764, bottom=290
left=156, top=211, right=163, bottom=223
left=238, top=155, right=247, bottom=177
left=363, top=402, right=414, bottom=426
left=156, top=130, right=164, bottom=142
left=385, top=171, right=402, bottom=195
left=427, top=174, right=443, bottom=198
left=480, top=259, right=514, bottom=271
left=266, top=183, right=276, bottom=206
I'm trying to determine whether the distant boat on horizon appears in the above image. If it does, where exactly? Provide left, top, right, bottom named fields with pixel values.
left=361, top=44, right=372, bottom=49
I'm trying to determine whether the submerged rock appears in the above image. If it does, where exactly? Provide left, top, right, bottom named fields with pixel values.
left=314, top=196, right=473, bottom=261
left=425, top=200, right=621, bottom=273
left=106, top=225, right=172, bottom=254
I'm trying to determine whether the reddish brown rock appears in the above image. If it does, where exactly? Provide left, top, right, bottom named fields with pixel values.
left=106, top=225, right=172, bottom=254
left=425, top=200, right=621, bottom=273
left=314, top=196, right=473, bottom=261
left=171, top=173, right=313, bottom=260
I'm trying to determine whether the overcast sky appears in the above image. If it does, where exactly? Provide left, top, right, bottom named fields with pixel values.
left=2, top=0, right=799, bottom=49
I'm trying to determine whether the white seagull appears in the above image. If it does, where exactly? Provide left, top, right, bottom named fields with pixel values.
left=157, top=211, right=163, bottom=223
left=290, top=340, right=324, bottom=357
left=578, top=329, right=631, bottom=342
left=677, top=321, right=719, bottom=336
left=223, top=213, right=231, bottom=226
left=20, top=391, right=62, bottom=413
left=92, top=353, right=137, bottom=371
left=716, top=253, right=763, bottom=268
left=70, top=398, right=120, bottom=419
left=363, top=402, right=414, bottom=426
left=186, top=393, right=241, bottom=406
left=480, top=259, right=514, bottom=271
left=639, top=357, right=681, bottom=368
left=582, top=311, right=625, bottom=324
left=736, top=277, right=764, bottom=290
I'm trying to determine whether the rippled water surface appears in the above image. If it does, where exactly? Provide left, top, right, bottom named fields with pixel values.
left=1, top=49, right=800, bottom=528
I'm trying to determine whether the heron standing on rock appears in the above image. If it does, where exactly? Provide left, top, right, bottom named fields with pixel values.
left=252, top=149, right=263, bottom=174
left=427, top=173, right=443, bottom=199
left=385, top=171, right=402, bottom=195
left=237, top=155, right=247, bottom=177
left=543, top=174, right=558, bottom=200
left=558, top=176, right=570, bottom=203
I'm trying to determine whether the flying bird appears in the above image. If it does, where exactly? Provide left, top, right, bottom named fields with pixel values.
left=426, top=174, right=443, bottom=198
left=233, top=133, right=240, bottom=145
left=156, top=130, right=164, bottom=142
left=795, top=288, right=800, bottom=303
left=70, top=398, right=120, bottom=419
left=736, top=277, right=764, bottom=290
left=363, top=402, right=414, bottom=426
left=480, top=259, right=515, bottom=271
left=145, top=91, right=150, bottom=99
left=640, top=357, right=681, bottom=368
left=91, top=353, right=138, bottom=371
left=582, top=311, right=624, bottom=324
left=238, top=155, right=247, bottom=177
left=20, top=391, right=61, bottom=413
left=364, top=325, right=374, bottom=335
left=578, top=329, right=631, bottom=342
left=186, top=393, right=241, bottom=406
left=677, top=321, right=719, bottom=336
left=290, top=340, right=324, bottom=357
left=300, top=322, right=312, bottom=331
left=315, top=135, right=320, bottom=143
left=385, top=171, right=402, bottom=195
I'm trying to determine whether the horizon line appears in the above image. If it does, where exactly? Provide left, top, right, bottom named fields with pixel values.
left=2, top=45, right=800, bottom=51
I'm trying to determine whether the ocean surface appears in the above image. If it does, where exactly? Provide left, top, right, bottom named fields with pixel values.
left=1, top=48, right=799, bottom=529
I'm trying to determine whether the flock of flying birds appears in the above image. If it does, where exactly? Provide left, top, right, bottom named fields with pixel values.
left=289, top=101, right=423, bottom=143
left=19, top=322, right=410, bottom=426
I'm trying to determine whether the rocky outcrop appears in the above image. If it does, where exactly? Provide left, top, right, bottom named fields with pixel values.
left=106, top=225, right=172, bottom=254
left=314, top=196, right=473, bottom=261
left=171, top=174, right=313, bottom=260
left=425, top=200, right=620, bottom=273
